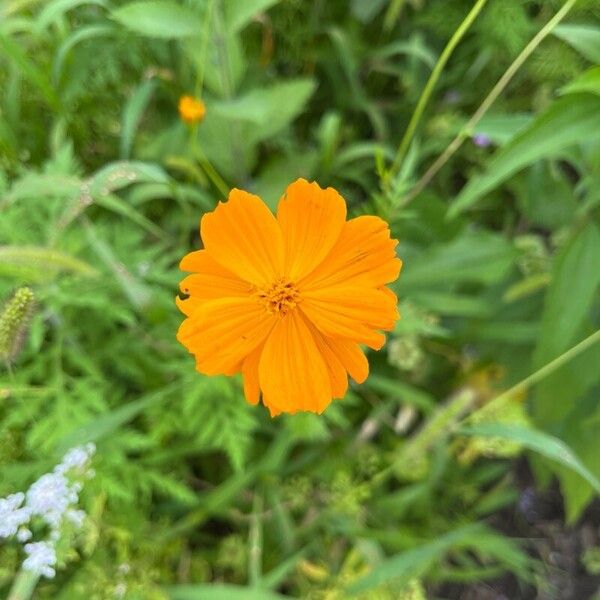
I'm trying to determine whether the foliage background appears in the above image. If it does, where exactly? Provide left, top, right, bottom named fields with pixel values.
left=1, top=0, right=599, bottom=598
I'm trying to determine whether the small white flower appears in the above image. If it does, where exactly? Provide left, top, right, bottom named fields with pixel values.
left=114, top=582, right=127, bottom=599
left=0, top=493, right=31, bottom=539
left=26, top=472, right=75, bottom=529
left=55, top=443, right=95, bottom=475
left=17, top=528, right=32, bottom=542
left=23, top=541, right=57, bottom=579
left=65, top=509, right=86, bottom=528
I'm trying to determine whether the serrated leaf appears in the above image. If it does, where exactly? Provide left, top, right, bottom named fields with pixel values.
left=449, top=94, right=600, bottom=217
left=55, top=386, right=175, bottom=454
left=112, top=1, right=203, bottom=39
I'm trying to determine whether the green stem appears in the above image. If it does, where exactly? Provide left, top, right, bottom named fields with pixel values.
left=194, top=0, right=214, bottom=99
left=248, top=492, right=264, bottom=587
left=191, top=142, right=230, bottom=198
left=369, top=328, right=600, bottom=487
left=387, top=0, right=490, bottom=184
left=469, top=329, right=600, bottom=420
left=400, top=0, right=579, bottom=207
left=383, top=0, right=406, bottom=31
left=7, top=570, right=40, bottom=600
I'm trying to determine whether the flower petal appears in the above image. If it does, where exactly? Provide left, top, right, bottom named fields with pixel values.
left=324, top=337, right=369, bottom=384
left=301, top=215, right=401, bottom=289
left=177, top=296, right=275, bottom=376
left=308, top=322, right=348, bottom=399
left=259, top=310, right=331, bottom=414
left=242, top=344, right=263, bottom=406
left=201, top=189, right=285, bottom=285
left=300, top=286, right=398, bottom=349
left=277, top=179, right=346, bottom=281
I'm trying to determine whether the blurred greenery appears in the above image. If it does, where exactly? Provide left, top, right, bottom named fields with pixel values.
left=1, top=0, right=599, bottom=598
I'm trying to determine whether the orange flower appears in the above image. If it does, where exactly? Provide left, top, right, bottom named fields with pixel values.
left=178, top=95, right=206, bottom=124
left=176, top=179, right=402, bottom=416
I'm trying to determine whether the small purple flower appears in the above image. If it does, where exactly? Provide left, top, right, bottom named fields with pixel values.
left=444, top=89, right=461, bottom=104
left=473, top=133, right=492, bottom=148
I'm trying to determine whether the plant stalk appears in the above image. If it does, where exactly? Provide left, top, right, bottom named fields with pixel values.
left=399, top=0, right=579, bottom=207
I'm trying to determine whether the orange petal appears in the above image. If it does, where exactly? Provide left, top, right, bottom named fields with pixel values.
left=242, top=344, right=263, bottom=405
left=300, top=286, right=398, bottom=348
left=325, top=337, right=369, bottom=384
left=177, top=296, right=275, bottom=376
left=200, top=189, right=285, bottom=285
left=179, top=272, right=251, bottom=300
left=301, top=215, right=401, bottom=290
left=308, top=321, right=348, bottom=399
left=277, top=179, right=346, bottom=281
left=258, top=310, right=331, bottom=414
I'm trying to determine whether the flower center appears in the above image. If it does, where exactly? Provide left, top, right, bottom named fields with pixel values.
left=256, top=279, right=300, bottom=316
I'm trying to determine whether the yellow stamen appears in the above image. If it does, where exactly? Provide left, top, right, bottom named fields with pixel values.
left=256, top=279, right=300, bottom=316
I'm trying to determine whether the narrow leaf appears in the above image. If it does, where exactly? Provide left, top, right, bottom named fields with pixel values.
left=460, top=424, right=600, bottom=493
left=112, top=1, right=203, bottom=39
left=449, top=94, right=600, bottom=217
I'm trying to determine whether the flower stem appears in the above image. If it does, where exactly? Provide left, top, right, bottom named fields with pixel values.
left=7, top=570, right=39, bottom=600
left=248, top=492, right=264, bottom=587
left=468, top=329, right=600, bottom=421
left=386, top=0, right=490, bottom=185
left=399, top=0, right=579, bottom=207
left=194, top=0, right=214, bottom=99
left=191, top=142, right=230, bottom=198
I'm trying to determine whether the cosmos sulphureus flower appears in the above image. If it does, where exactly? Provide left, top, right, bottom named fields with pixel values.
left=178, top=95, right=206, bottom=125
left=177, top=179, right=402, bottom=416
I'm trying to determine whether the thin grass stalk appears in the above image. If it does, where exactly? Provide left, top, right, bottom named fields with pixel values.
left=399, top=0, right=579, bottom=207
left=386, top=0, right=490, bottom=185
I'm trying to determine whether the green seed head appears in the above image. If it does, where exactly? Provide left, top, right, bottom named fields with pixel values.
left=0, top=287, right=35, bottom=364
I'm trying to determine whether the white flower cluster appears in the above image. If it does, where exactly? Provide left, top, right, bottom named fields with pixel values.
left=0, top=443, right=96, bottom=579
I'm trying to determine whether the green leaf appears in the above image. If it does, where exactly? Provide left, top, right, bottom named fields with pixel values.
left=55, top=386, right=174, bottom=454
left=449, top=94, right=600, bottom=217
left=88, top=161, right=169, bottom=197
left=52, top=24, right=114, bottom=84
left=251, top=152, right=318, bottom=210
left=167, top=584, right=290, bottom=600
left=561, top=65, right=600, bottom=97
left=120, top=80, right=156, bottom=159
left=36, top=0, right=108, bottom=32
left=460, top=424, right=600, bottom=494
left=553, top=23, right=600, bottom=63
left=398, top=231, right=516, bottom=290
left=472, top=113, right=533, bottom=145
left=0, top=245, right=98, bottom=281
left=555, top=392, right=600, bottom=522
left=223, top=0, right=280, bottom=33
left=346, top=524, right=489, bottom=594
left=112, top=1, right=203, bottom=39
left=0, top=34, right=61, bottom=111
left=212, top=79, right=316, bottom=142
left=534, top=223, right=600, bottom=367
